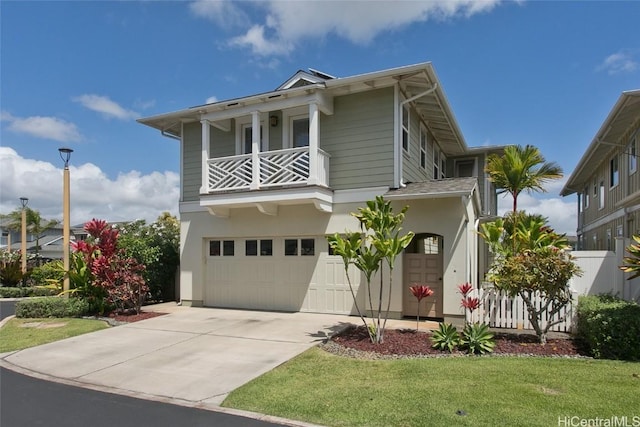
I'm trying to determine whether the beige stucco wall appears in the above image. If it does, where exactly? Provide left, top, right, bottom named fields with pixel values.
left=178, top=191, right=477, bottom=319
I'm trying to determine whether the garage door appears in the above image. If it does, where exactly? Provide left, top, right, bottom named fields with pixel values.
left=204, top=237, right=360, bottom=314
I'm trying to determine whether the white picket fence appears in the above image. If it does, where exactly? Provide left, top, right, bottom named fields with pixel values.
left=467, top=288, right=576, bottom=332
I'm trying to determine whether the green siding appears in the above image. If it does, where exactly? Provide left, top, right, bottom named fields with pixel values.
left=322, top=87, right=395, bottom=190
left=182, top=122, right=201, bottom=202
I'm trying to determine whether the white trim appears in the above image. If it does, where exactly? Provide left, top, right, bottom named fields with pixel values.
left=235, top=115, right=269, bottom=155
left=180, top=122, right=185, bottom=202
left=393, top=84, right=401, bottom=188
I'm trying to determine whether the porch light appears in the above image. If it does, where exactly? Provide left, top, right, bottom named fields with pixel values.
left=270, top=115, right=278, bottom=127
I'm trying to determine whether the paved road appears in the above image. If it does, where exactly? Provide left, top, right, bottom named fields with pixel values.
left=0, top=367, right=286, bottom=427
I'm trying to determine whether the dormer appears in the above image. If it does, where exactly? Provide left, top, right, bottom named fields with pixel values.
left=276, top=68, right=336, bottom=90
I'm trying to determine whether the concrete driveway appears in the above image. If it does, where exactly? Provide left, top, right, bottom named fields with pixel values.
left=0, top=304, right=355, bottom=407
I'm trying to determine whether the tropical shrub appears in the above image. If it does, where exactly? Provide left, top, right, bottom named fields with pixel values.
left=0, top=250, right=29, bottom=287
left=115, top=213, right=179, bottom=301
left=480, top=212, right=581, bottom=344
left=16, top=297, right=89, bottom=318
left=460, top=322, right=495, bottom=355
left=30, top=261, right=65, bottom=287
left=576, top=295, right=640, bottom=361
left=431, top=323, right=460, bottom=352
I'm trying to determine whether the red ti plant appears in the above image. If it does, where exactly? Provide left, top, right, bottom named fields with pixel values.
left=409, top=284, right=434, bottom=331
left=72, top=219, right=148, bottom=314
left=458, top=282, right=479, bottom=324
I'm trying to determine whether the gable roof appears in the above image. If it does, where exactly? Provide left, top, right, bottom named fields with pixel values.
left=138, top=62, right=468, bottom=156
left=561, top=89, right=640, bottom=196
left=276, top=69, right=336, bottom=90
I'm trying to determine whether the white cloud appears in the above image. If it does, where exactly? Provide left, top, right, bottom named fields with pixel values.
left=497, top=191, right=578, bottom=236
left=0, top=147, right=179, bottom=225
left=193, top=0, right=502, bottom=56
left=1, top=111, right=82, bottom=142
left=205, top=95, right=218, bottom=104
left=598, top=51, right=638, bottom=75
left=73, top=94, right=140, bottom=120
left=189, top=0, right=249, bottom=29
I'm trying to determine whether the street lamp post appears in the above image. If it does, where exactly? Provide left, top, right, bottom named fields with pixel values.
left=59, top=147, right=73, bottom=294
left=20, top=197, right=28, bottom=273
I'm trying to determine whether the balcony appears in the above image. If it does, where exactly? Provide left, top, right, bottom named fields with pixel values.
left=200, top=147, right=333, bottom=217
left=204, top=147, right=330, bottom=193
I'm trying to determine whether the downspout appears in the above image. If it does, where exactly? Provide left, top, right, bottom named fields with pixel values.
left=398, top=83, right=438, bottom=187
left=161, top=128, right=181, bottom=141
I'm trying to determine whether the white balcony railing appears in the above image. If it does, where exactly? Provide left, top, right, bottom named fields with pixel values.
left=205, top=147, right=329, bottom=193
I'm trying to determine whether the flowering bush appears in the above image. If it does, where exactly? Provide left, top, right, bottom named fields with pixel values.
left=70, top=219, right=148, bottom=314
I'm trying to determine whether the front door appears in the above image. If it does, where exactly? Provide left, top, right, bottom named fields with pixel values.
left=402, top=234, right=444, bottom=318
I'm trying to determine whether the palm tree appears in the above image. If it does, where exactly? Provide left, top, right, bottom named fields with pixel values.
left=486, top=144, right=563, bottom=213
left=0, top=208, right=60, bottom=259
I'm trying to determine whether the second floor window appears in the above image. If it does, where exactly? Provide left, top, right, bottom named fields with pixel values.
left=599, top=180, right=605, bottom=209
left=292, top=117, right=309, bottom=148
left=583, top=186, right=589, bottom=209
left=420, top=127, right=427, bottom=169
left=402, top=104, right=409, bottom=153
left=610, top=156, right=619, bottom=188
left=242, top=124, right=266, bottom=154
left=629, top=136, right=637, bottom=174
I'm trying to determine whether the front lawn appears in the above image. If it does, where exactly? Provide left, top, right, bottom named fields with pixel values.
left=223, top=347, right=640, bottom=427
left=0, top=317, right=109, bottom=353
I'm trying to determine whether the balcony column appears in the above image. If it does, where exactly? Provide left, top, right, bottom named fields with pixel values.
left=250, top=111, right=260, bottom=190
left=200, top=120, right=211, bottom=194
left=308, top=103, right=319, bottom=185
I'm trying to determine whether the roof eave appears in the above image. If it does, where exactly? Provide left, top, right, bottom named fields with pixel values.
left=561, top=89, right=640, bottom=196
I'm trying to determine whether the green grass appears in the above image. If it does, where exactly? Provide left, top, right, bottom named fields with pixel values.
left=0, top=317, right=109, bottom=352
left=223, top=348, right=640, bottom=427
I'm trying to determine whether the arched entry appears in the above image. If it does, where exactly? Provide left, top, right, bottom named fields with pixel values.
left=403, top=233, right=443, bottom=319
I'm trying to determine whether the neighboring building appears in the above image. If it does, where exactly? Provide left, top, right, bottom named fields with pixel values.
left=561, top=90, right=640, bottom=250
left=139, top=62, right=502, bottom=323
left=0, top=219, right=64, bottom=261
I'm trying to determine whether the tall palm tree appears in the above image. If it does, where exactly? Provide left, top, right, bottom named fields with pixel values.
left=486, top=144, right=563, bottom=213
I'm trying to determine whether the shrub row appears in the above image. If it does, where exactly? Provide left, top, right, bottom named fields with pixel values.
left=0, top=287, right=58, bottom=298
left=576, top=295, right=640, bottom=361
left=15, top=297, right=90, bottom=318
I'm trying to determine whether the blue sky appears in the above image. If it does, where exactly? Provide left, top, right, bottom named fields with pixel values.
left=1, top=0, right=639, bottom=232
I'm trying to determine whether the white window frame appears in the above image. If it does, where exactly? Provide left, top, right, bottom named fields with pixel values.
left=610, top=155, right=619, bottom=188
left=290, top=114, right=310, bottom=148
left=583, top=186, right=589, bottom=209
left=454, top=158, right=478, bottom=178
left=629, top=134, right=637, bottom=175
left=599, top=180, right=605, bottom=210
left=433, top=146, right=440, bottom=179
left=402, top=104, right=410, bottom=154
left=282, top=107, right=310, bottom=149
left=235, top=116, right=268, bottom=155
left=420, top=126, right=427, bottom=170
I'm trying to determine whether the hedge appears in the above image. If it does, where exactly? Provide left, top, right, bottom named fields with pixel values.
left=0, top=287, right=58, bottom=298
left=576, top=294, right=640, bottom=361
left=15, top=297, right=90, bottom=318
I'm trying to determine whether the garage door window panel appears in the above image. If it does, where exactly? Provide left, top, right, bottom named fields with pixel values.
left=285, top=239, right=298, bottom=256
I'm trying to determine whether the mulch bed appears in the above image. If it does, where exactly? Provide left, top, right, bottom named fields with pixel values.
left=96, top=310, right=167, bottom=325
left=325, top=324, right=588, bottom=359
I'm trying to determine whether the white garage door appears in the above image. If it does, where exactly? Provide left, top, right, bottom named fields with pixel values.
left=204, top=237, right=360, bottom=314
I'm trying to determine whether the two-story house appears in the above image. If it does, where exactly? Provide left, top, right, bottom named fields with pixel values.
left=139, top=62, right=502, bottom=323
left=561, top=90, right=640, bottom=250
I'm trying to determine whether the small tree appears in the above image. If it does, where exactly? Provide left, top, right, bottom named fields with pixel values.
left=479, top=213, right=581, bottom=344
left=328, top=196, right=414, bottom=344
